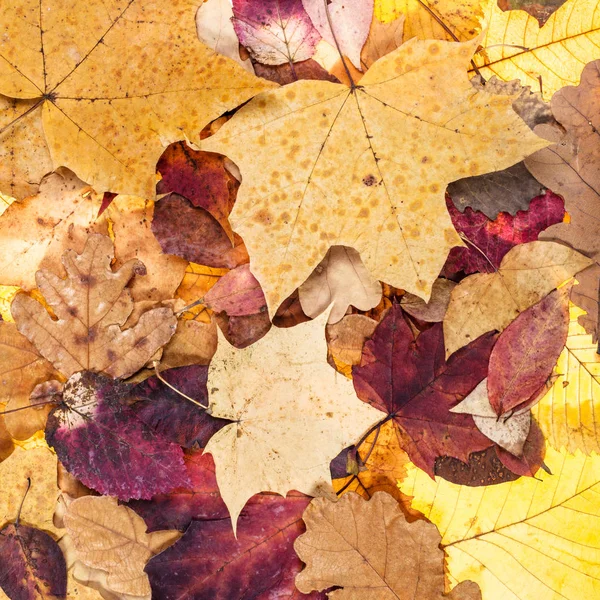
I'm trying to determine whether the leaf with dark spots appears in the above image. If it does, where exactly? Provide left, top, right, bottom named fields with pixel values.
left=253, top=58, right=339, bottom=85
left=434, top=447, right=521, bottom=487
left=142, top=451, right=324, bottom=599
left=353, top=304, right=497, bottom=476
left=152, top=193, right=248, bottom=269
left=442, top=191, right=565, bottom=278
left=447, top=161, right=547, bottom=219
left=45, top=371, right=190, bottom=501
left=204, top=264, right=267, bottom=317
left=0, top=523, right=67, bottom=600
left=232, top=0, right=321, bottom=66
left=131, top=365, right=231, bottom=448
left=214, top=310, right=272, bottom=348
left=488, top=287, right=570, bottom=416
left=156, top=142, right=239, bottom=240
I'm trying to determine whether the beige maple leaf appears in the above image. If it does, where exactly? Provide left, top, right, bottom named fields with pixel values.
left=204, top=309, right=385, bottom=533
left=202, top=37, right=548, bottom=317
left=0, top=0, right=272, bottom=198
left=295, top=491, right=482, bottom=599
left=11, top=234, right=176, bottom=380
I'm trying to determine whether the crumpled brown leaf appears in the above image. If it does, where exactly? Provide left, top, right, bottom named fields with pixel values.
left=11, top=234, right=176, bottom=380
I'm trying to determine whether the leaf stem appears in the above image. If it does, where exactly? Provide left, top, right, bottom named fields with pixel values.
left=175, top=298, right=205, bottom=317
left=0, top=400, right=59, bottom=416
left=152, top=361, right=209, bottom=409
left=15, top=478, right=31, bottom=526
left=0, top=98, right=45, bottom=136
left=323, top=0, right=356, bottom=90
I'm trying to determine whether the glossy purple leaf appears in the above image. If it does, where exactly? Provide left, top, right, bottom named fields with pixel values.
left=142, top=451, right=324, bottom=599
left=443, top=191, right=565, bottom=277
left=45, top=371, right=190, bottom=501
left=131, top=365, right=231, bottom=448
left=232, top=0, right=321, bottom=65
left=0, top=523, right=67, bottom=600
left=353, top=305, right=497, bottom=476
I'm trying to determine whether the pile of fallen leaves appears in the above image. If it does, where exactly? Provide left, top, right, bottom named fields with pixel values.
left=0, top=0, right=599, bottom=598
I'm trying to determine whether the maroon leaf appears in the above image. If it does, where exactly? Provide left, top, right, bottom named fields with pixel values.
left=443, top=191, right=565, bottom=277
left=232, top=0, right=321, bottom=66
left=45, top=371, right=190, bottom=501
left=214, top=311, right=272, bottom=348
left=156, top=142, right=238, bottom=240
left=131, top=365, right=231, bottom=448
left=488, top=287, right=570, bottom=416
left=136, top=451, right=325, bottom=599
left=254, top=59, right=339, bottom=85
left=434, top=447, right=520, bottom=487
left=205, top=264, right=267, bottom=317
left=496, top=419, right=546, bottom=477
left=152, top=193, right=248, bottom=268
left=353, top=305, right=497, bottom=476
left=0, top=523, right=67, bottom=600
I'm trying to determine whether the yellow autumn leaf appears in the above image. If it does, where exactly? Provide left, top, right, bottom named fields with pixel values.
left=374, top=0, right=483, bottom=42
left=202, top=37, right=547, bottom=317
left=400, top=446, right=600, bottom=599
left=532, top=302, right=600, bottom=455
left=176, top=263, right=229, bottom=323
left=475, top=0, right=600, bottom=100
left=0, top=0, right=272, bottom=198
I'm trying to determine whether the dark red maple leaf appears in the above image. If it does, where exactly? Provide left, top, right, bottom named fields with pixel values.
left=45, top=371, right=190, bottom=501
left=352, top=304, right=498, bottom=476
left=443, top=191, right=565, bottom=278
left=136, top=451, right=325, bottom=599
left=131, top=365, right=231, bottom=448
left=0, top=523, right=67, bottom=599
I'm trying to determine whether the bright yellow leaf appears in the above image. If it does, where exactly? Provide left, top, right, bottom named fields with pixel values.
left=532, top=302, right=600, bottom=455
left=400, top=447, right=600, bottom=599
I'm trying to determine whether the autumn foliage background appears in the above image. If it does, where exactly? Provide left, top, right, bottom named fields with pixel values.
left=0, top=0, right=599, bottom=598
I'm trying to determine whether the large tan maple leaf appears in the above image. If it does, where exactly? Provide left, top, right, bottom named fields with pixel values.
left=202, top=37, right=548, bottom=316
left=0, top=0, right=272, bottom=198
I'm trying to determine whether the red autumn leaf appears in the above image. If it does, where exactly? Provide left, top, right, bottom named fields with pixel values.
left=46, top=371, right=190, bottom=501
left=443, top=191, right=565, bottom=277
left=136, top=451, right=325, bottom=599
left=132, top=365, right=231, bottom=448
left=0, top=523, right=67, bottom=600
left=156, top=142, right=238, bottom=240
left=204, top=264, right=267, bottom=317
left=151, top=193, right=248, bottom=269
left=353, top=304, right=498, bottom=477
left=232, top=0, right=321, bottom=66
left=487, top=287, right=570, bottom=416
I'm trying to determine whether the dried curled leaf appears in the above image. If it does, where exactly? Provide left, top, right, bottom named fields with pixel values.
left=295, top=492, right=482, bottom=599
left=64, top=496, right=179, bottom=597
left=11, top=234, right=177, bottom=380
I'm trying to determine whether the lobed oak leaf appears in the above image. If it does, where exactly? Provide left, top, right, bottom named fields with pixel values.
left=476, top=0, right=600, bottom=100
left=204, top=309, right=384, bottom=533
left=487, top=286, right=570, bottom=416
left=299, top=246, right=382, bottom=323
left=294, top=491, right=482, bottom=599
left=443, top=191, right=565, bottom=278
left=443, top=241, right=593, bottom=357
left=0, top=522, right=67, bottom=600
left=11, top=234, right=177, bottom=380
left=400, top=446, right=600, bottom=600
left=0, top=170, right=106, bottom=291
left=0, top=0, right=273, bottom=198
left=64, top=496, right=180, bottom=598
left=374, top=0, right=483, bottom=43
left=353, top=304, right=498, bottom=477
left=532, top=301, right=600, bottom=455
left=232, top=0, right=321, bottom=66
left=45, top=371, right=190, bottom=501
left=201, top=37, right=548, bottom=318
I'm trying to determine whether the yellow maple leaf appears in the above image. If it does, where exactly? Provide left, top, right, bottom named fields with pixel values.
left=475, top=0, right=600, bottom=100
left=375, top=0, right=483, bottom=42
left=0, top=0, right=272, bottom=198
left=400, top=446, right=600, bottom=599
left=202, top=37, right=547, bottom=316
left=532, top=302, right=600, bottom=455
